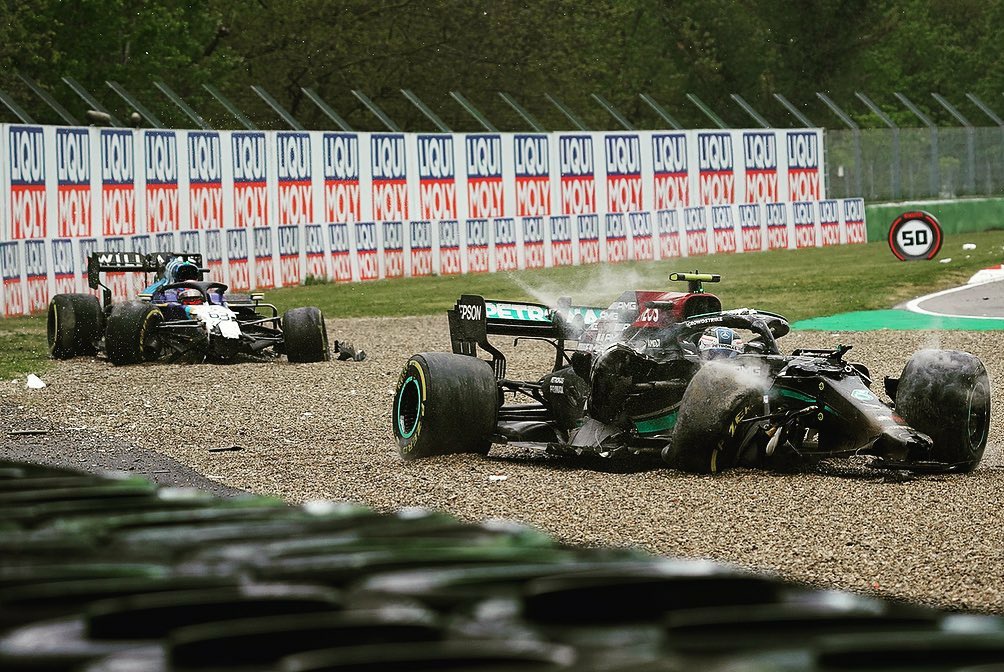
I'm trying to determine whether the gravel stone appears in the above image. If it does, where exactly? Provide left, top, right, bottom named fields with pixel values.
left=2, top=316, right=1002, bottom=614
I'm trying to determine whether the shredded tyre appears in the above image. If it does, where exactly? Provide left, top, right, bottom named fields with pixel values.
left=283, top=307, right=330, bottom=363
left=393, top=352, right=498, bottom=460
left=895, top=349, right=990, bottom=472
left=664, top=363, right=763, bottom=474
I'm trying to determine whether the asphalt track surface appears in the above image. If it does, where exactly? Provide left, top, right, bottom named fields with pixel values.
left=907, top=276, right=1004, bottom=320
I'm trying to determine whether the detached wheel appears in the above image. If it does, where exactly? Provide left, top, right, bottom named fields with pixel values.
left=47, top=293, right=103, bottom=359
left=664, top=363, right=762, bottom=474
left=895, top=349, right=990, bottom=472
left=393, top=352, right=498, bottom=460
left=283, top=307, right=330, bottom=363
left=105, top=301, right=164, bottom=366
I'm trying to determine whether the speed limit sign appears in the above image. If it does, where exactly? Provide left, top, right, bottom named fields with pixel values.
left=888, top=211, right=943, bottom=261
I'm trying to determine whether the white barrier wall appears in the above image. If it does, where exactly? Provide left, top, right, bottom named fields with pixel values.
left=0, top=124, right=867, bottom=317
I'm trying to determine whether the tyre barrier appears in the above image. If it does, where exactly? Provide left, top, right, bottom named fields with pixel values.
left=1, top=461, right=1004, bottom=671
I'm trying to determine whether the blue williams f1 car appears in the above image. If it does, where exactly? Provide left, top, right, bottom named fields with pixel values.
left=393, top=273, right=990, bottom=476
left=46, top=251, right=330, bottom=365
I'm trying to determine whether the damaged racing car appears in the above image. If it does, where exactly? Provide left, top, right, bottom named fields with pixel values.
left=46, top=251, right=331, bottom=365
left=392, top=272, right=991, bottom=475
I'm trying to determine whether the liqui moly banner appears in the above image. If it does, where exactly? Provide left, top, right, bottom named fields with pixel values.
left=409, top=220, right=433, bottom=277
left=252, top=226, right=274, bottom=289
left=328, top=222, right=353, bottom=282
left=698, top=132, right=735, bottom=206
left=232, top=132, right=268, bottom=228
left=787, top=131, right=821, bottom=201
left=629, top=212, right=652, bottom=261
left=549, top=215, right=573, bottom=267
left=371, top=134, right=408, bottom=221
left=100, top=236, right=134, bottom=298
left=24, top=239, right=48, bottom=313
left=710, top=205, right=737, bottom=254
left=1, top=241, right=23, bottom=316
left=145, top=131, right=179, bottom=233
left=56, top=128, right=91, bottom=237
left=742, top=132, right=778, bottom=203
left=656, top=209, right=680, bottom=259
left=418, top=135, right=456, bottom=220
left=101, top=130, right=135, bottom=236
left=494, top=217, right=518, bottom=272
left=278, top=225, right=302, bottom=286
left=51, top=238, right=76, bottom=294
left=226, top=228, right=250, bottom=291
left=819, top=199, right=841, bottom=246
left=604, top=214, right=627, bottom=263
left=466, top=135, right=504, bottom=218
left=465, top=218, right=490, bottom=273
left=188, top=131, right=223, bottom=229
left=205, top=229, right=225, bottom=282
left=10, top=126, right=47, bottom=240
left=578, top=214, right=600, bottom=264
left=323, top=133, right=361, bottom=224
left=652, top=133, right=689, bottom=209
left=605, top=135, right=643, bottom=213
left=304, top=224, right=327, bottom=280
left=131, top=233, right=151, bottom=256
left=514, top=135, right=550, bottom=217
left=383, top=221, right=404, bottom=279
left=277, top=132, right=312, bottom=226
left=683, top=206, right=709, bottom=256
left=559, top=135, right=595, bottom=215
left=354, top=221, right=379, bottom=281
left=522, top=216, right=545, bottom=269
left=766, top=202, right=789, bottom=250
left=438, top=219, right=461, bottom=275
left=793, top=200, right=817, bottom=249
left=843, top=198, right=866, bottom=244
left=738, top=204, right=763, bottom=253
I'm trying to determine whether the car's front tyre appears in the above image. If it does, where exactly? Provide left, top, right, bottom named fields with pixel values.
left=393, top=352, right=498, bottom=460
left=895, top=349, right=990, bottom=472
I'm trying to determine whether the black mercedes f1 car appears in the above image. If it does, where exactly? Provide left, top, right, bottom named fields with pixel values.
left=46, top=251, right=330, bottom=365
left=392, top=273, right=991, bottom=475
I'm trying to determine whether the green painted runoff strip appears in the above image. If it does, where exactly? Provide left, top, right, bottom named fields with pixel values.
left=793, top=309, right=1004, bottom=331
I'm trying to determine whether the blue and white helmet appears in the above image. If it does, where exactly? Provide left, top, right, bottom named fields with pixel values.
left=698, top=327, right=744, bottom=360
left=165, top=257, right=200, bottom=283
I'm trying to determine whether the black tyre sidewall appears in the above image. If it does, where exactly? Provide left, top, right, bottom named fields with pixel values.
left=47, top=294, right=103, bottom=359
left=106, top=302, right=163, bottom=366
left=284, top=307, right=330, bottom=363
left=896, top=349, right=991, bottom=471
left=666, top=363, right=763, bottom=474
left=393, top=352, right=497, bottom=460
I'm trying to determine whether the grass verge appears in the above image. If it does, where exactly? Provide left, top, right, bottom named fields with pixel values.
left=1, top=230, right=1000, bottom=380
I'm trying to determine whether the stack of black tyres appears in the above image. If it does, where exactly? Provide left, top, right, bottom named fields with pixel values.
left=1, top=461, right=1004, bottom=671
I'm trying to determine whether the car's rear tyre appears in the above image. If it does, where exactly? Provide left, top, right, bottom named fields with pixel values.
left=664, top=363, right=762, bottom=474
left=895, top=349, right=990, bottom=472
left=393, top=352, right=498, bottom=460
left=46, top=293, right=103, bottom=359
left=105, top=301, right=164, bottom=366
left=283, top=307, right=330, bottom=363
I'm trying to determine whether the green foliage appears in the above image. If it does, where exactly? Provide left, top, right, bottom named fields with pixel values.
left=3, top=0, right=1002, bottom=130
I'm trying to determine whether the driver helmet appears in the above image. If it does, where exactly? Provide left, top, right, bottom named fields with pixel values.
left=698, top=327, right=744, bottom=360
left=166, top=258, right=201, bottom=283
left=178, top=288, right=203, bottom=306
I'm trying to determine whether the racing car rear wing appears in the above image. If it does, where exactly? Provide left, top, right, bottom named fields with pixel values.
left=448, top=294, right=604, bottom=378
left=87, top=251, right=205, bottom=307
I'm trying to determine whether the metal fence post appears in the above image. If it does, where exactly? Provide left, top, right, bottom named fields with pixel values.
left=932, top=93, right=975, bottom=194
left=894, top=92, right=939, bottom=196
left=855, top=92, right=900, bottom=199
left=817, top=92, right=863, bottom=197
